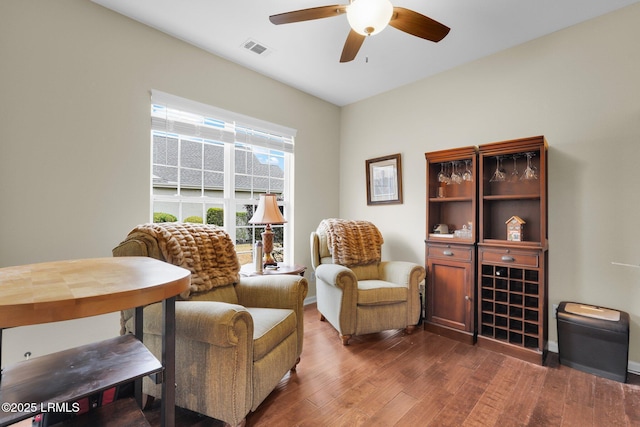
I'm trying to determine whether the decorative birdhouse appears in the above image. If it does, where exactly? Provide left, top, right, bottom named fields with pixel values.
left=506, top=216, right=525, bottom=241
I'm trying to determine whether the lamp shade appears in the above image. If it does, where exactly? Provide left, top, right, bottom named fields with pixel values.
left=248, top=194, right=287, bottom=225
left=346, top=0, right=394, bottom=36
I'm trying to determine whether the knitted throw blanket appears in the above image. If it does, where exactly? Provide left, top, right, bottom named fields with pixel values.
left=317, top=219, right=384, bottom=267
left=128, top=223, right=240, bottom=299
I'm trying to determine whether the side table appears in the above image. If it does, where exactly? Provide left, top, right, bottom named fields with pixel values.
left=240, top=262, right=306, bottom=277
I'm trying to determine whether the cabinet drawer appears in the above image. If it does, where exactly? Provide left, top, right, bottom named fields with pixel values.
left=480, top=248, right=539, bottom=268
left=427, top=244, right=473, bottom=262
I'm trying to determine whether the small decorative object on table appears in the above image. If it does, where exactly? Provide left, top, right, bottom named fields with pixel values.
left=433, top=224, right=448, bottom=234
left=253, top=241, right=263, bottom=273
left=454, top=223, right=473, bottom=239
left=506, top=215, right=525, bottom=241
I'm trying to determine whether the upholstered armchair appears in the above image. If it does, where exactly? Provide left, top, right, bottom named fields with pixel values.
left=113, top=223, right=308, bottom=427
left=310, top=219, right=425, bottom=345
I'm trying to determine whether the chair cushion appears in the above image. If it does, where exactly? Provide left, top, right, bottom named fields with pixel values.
left=246, top=307, right=297, bottom=362
left=357, top=280, right=408, bottom=305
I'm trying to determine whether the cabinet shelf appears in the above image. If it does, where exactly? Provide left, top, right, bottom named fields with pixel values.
left=427, top=235, right=474, bottom=244
left=0, top=334, right=161, bottom=426
left=479, top=136, right=547, bottom=247
left=480, top=239, right=545, bottom=248
left=429, top=196, right=473, bottom=202
left=482, top=194, right=540, bottom=201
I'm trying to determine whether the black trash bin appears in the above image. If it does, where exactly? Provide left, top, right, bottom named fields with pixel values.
left=557, top=301, right=629, bottom=383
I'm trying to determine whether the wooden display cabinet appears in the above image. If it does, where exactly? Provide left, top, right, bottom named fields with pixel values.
left=477, top=136, right=548, bottom=364
left=425, top=146, right=477, bottom=343
left=426, top=146, right=477, bottom=243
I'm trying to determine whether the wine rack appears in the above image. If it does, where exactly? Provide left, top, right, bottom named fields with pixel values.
left=479, top=263, right=542, bottom=350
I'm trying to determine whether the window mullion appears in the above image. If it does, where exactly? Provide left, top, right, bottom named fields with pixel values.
left=224, top=142, right=235, bottom=241
left=282, top=153, right=293, bottom=264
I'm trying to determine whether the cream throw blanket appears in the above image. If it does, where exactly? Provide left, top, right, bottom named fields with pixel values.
left=317, top=219, right=384, bottom=267
left=127, top=223, right=240, bottom=299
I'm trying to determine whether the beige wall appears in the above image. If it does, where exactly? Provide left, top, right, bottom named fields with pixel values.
left=340, top=4, right=640, bottom=364
left=0, top=0, right=340, bottom=365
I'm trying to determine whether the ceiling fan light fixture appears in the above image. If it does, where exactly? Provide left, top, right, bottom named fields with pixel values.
left=346, top=0, right=393, bottom=36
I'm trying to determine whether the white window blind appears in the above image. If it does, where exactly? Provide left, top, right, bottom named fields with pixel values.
left=151, top=90, right=296, bottom=153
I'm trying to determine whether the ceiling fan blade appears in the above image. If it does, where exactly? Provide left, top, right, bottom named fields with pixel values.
left=389, top=7, right=450, bottom=42
left=269, top=5, right=347, bottom=25
left=340, top=30, right=366, bottom=63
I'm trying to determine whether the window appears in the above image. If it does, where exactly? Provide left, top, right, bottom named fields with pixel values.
left=150, top=90, right=296, bottom=265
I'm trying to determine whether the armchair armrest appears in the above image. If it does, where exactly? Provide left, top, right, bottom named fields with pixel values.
left=378, top=261, right=426, bottom=288
left=143, top=301, right=253, bottom=348
left=315, top=264, right=358, bottom=339
left=315, top=264, right=358, bottom=291
left=235, top=275, right=308, bottom=310
left=378, top=261, right=425, bottom=327
left=140, top=301, right=254, bottom=425
left=235, top=275, right=308, bottom=358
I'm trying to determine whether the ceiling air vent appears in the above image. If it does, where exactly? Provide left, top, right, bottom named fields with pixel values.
left=242, top=39, right=271, bottom=56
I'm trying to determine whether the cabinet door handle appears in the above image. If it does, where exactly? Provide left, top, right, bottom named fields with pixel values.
left=464, top=295, right=471, bottom=301
left=443, top=250, right=454, bottom=256
left=501, top=255, right=515, bottom=262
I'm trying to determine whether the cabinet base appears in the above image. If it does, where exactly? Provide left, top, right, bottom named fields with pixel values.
left=425, top=322, right=475, bottom=346
left=477, top=335, right=546, bottom=365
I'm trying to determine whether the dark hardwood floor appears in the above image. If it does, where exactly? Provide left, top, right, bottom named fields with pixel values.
left=146, top=303, right=640, bottom=427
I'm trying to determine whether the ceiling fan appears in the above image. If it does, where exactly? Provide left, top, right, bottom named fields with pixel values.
left=269, top=0, right=450, bottom=63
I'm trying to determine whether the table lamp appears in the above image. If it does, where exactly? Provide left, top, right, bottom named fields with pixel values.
left=248, top=194, right=287, bottom=267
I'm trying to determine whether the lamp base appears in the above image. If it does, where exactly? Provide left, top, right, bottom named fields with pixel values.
left=261, top=226, right=278, bottom=267
left=263, top=252, right=278, bottom=267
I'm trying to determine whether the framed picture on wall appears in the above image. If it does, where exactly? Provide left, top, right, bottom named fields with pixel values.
left=366, top=153, right=403, bottom=205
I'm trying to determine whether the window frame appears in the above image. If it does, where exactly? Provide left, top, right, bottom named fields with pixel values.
left=150, top=91, right=295, bottom=265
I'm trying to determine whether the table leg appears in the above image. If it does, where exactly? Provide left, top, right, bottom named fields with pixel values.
left=134, top=307, right=143, bottom=408
left=161, top=297, right=176, bottom=427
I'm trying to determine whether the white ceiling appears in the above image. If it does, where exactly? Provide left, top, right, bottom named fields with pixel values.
left=92, top=0, right=639, bottom=106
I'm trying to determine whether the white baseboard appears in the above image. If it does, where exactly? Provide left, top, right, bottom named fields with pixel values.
left=629, top=361, right=640, bottom=375
left=304, top=296, right=317, bottom=305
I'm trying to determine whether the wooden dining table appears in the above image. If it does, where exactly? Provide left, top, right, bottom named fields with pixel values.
left=0, top=256, right=191, bottom=427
